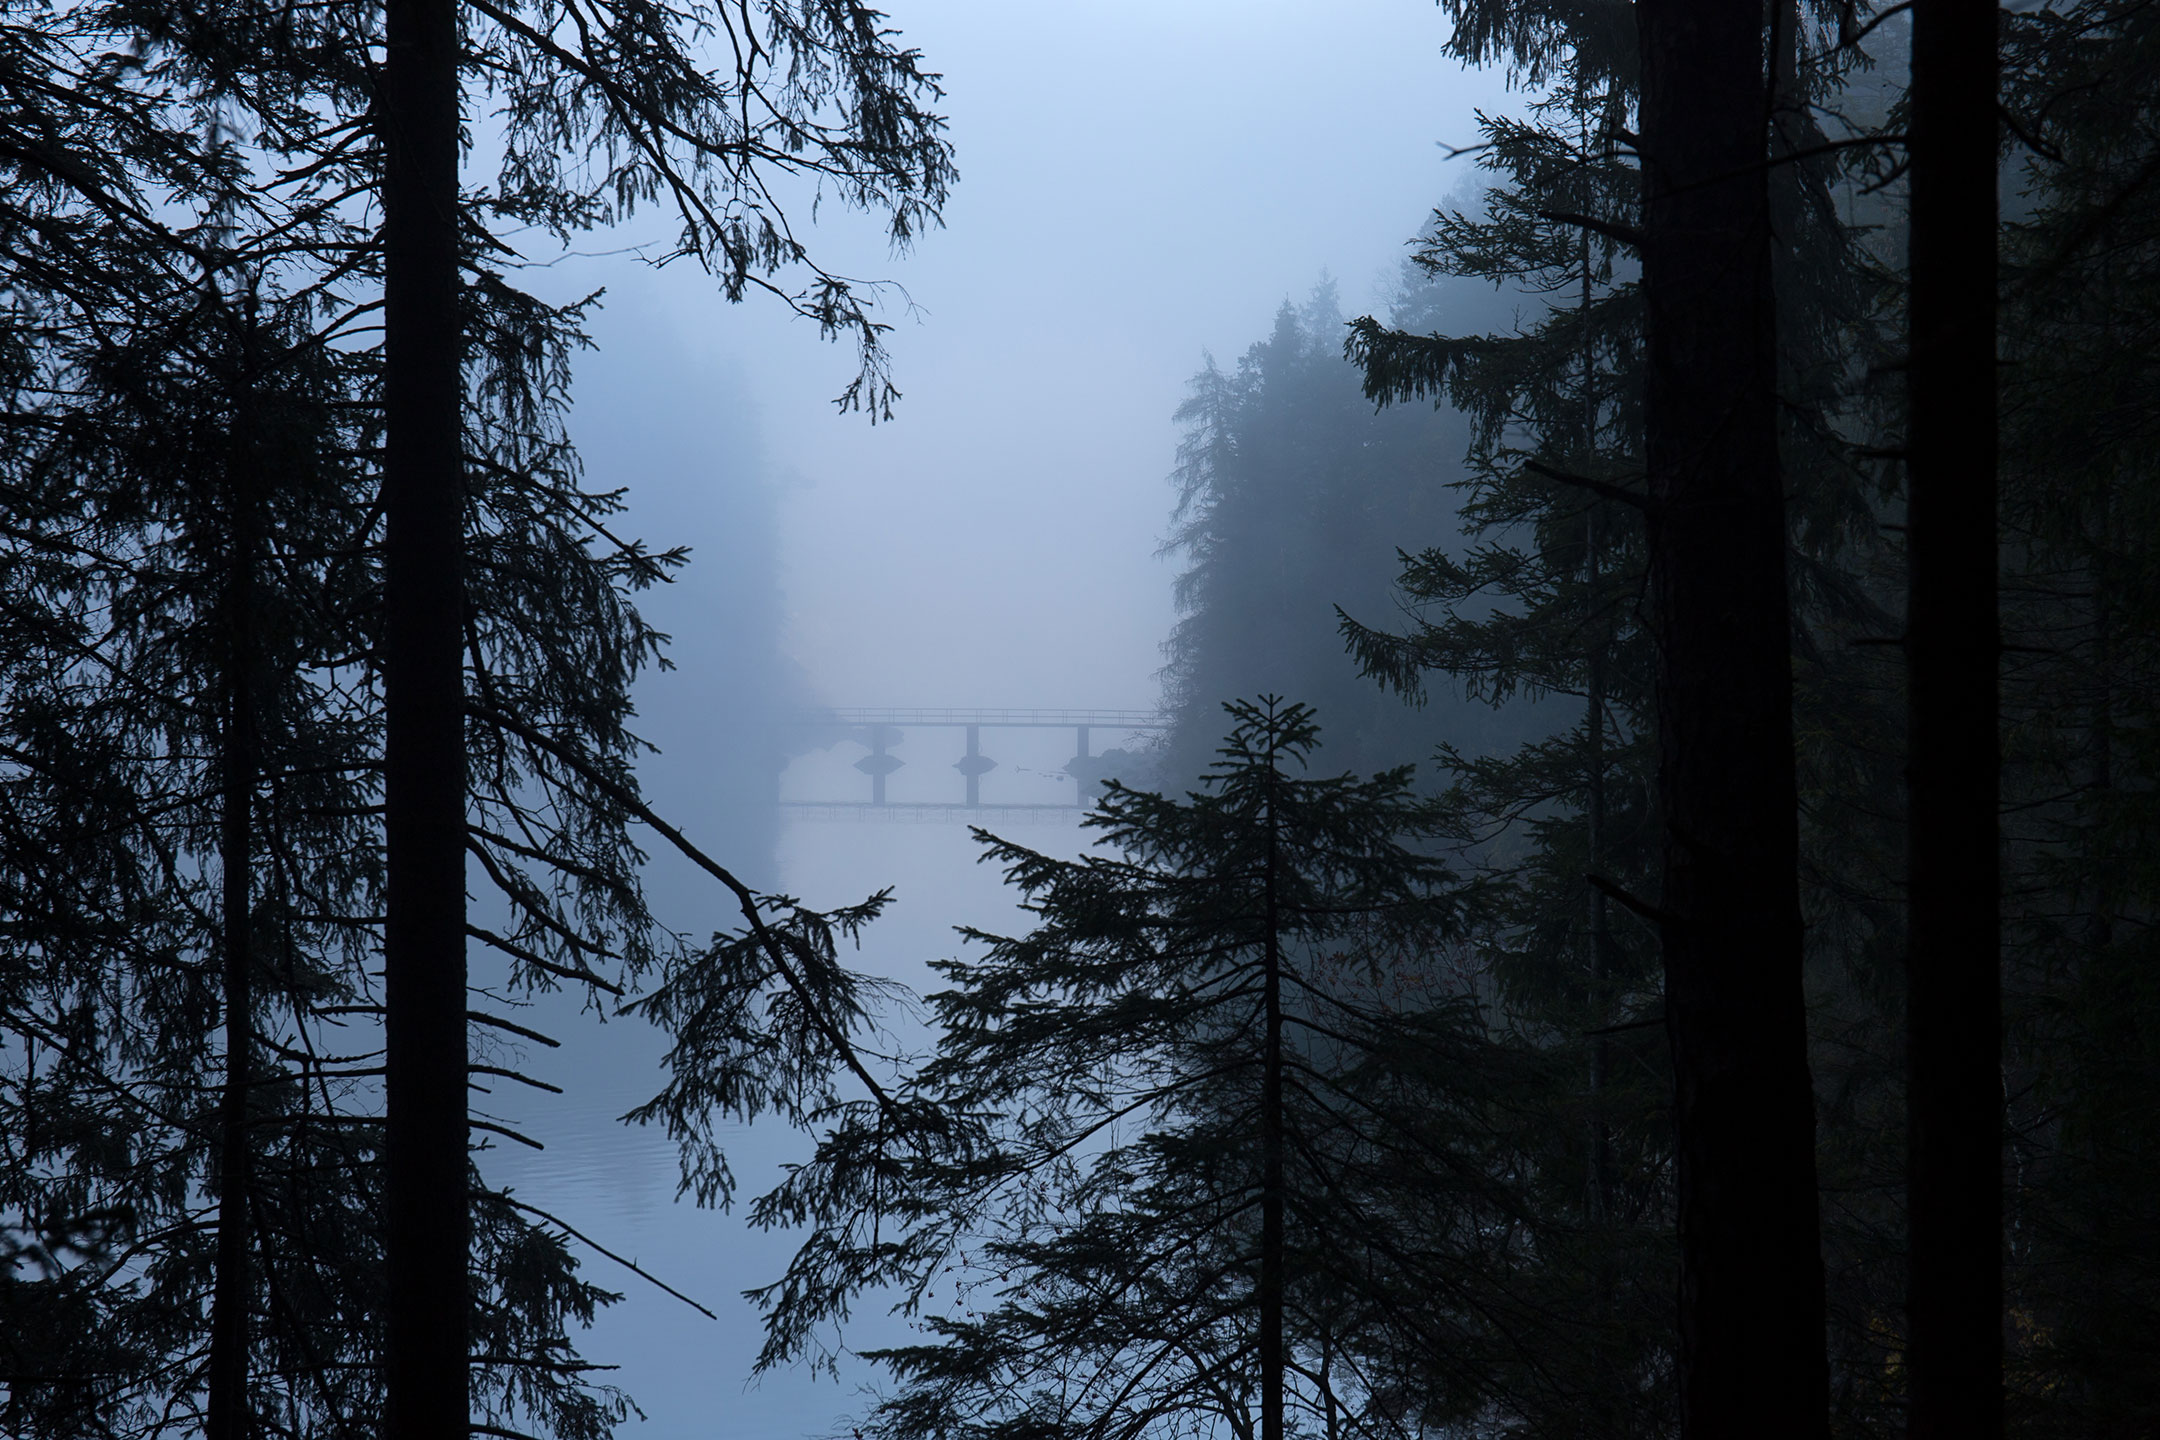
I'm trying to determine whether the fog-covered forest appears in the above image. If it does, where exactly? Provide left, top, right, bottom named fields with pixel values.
left=2, top=1, right=2155, bottom=1438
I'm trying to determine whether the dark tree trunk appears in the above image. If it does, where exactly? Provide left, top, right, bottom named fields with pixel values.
left=1577, top=88, right=1619, bottom=1431
left=1259, top=737, right=1284, bottom=1440
left=1586, top=627, right=1613, bottom=1225
left=1635, top=2, right=1830, bottom=1434
left=380, top=0, right=470, bottom=1429
left=1904, top=2, right=2001, bottom=1435
left=206, top=360, right=257, bottom=1440
left=1579, top=183, right=1614, bottom=1231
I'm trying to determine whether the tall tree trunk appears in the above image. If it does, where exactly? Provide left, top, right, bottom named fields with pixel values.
left=1259, top=720, right=1284, bottom=1440
left=1586, top=626, right=1612, bottom=1224
left=1578, top=149, right=1614, bottom=1230
left=381, top=0, right=470, bottom=1428
left=1577, top=90, right=1619, bottom=1433
left=1904, top=1, right=2001, bottom=1435
left=1635, top=2, right=1830, bottom=1433
left=206, top=352, right=257, bottom=1440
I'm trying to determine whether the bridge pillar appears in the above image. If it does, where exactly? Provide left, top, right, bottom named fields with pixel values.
left=949, top=723, right=998, bottom=808
left=950, top=724, right=999, bottom=807
left=1075, top=725, right=1090, bottom=807
left=853, top=729, right=904, bottom=805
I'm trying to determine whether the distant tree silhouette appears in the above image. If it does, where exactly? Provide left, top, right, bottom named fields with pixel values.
left=1158, top=287, right=1473, bottom=785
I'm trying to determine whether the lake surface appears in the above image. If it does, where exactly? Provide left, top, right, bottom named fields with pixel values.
left=485, top=808, right=1103, bottom=1438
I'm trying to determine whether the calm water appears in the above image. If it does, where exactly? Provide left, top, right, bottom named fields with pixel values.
left=484, top=807, right=1102, bottom=1438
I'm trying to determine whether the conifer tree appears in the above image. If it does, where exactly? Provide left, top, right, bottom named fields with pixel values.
left=1159, top=290, right=1471, bottom=782
left=1341, top=3, right=1914, bottom=1429
left=0, top=249, right=395, bottom=1434
left=1342, top=53, right=1672, bottom=1431
left=359, top=7, right=953, bottom=1423
left=1993, top=1, right=2160, bottom=1425
left=0, top=48, right=389, bottom=1423
left=706, top=700, right=1545, bottom=1440
left=1633, top=3, right=1833, bottom=1422
left=3, top=1, right=951, bottom=1429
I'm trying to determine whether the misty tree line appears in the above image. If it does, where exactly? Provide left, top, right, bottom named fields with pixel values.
left=0, top=6, right=2153, bottom=1440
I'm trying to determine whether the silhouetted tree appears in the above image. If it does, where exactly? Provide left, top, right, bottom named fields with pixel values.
left=1903, top=2, right=2002, bottom=1436
left=4, top=0, right=950, bottom=1428
left=1350, top=2, right=1859, bottom=1430
left=1994, top=1, right=2160, bottom=1427
left=364, top=3, right=953, bottom=1422
left=1342, top=44, right=1673, bottom=1430
left=0, top=50, right=396, bottom=1421
left=1633, top=2, right=1834, bottom=1422
left=0, top=254, right=394, bottom=1435
left=1159, top=288, right=1474, bottom=784
left=700, top=701, right=1554, bottom=1440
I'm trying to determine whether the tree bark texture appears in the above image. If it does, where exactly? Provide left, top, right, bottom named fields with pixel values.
left=381, top=0, right=470, bottom=1428
left=1904, top=1, right=2002, bottom=1435
left=206, top=374, right=257, bottom=1440
left=1636, top=2, right=1832, bottom=1433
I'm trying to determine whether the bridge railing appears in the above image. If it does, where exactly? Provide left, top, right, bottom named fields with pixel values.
left=795, top=708, right=1167, bottom=730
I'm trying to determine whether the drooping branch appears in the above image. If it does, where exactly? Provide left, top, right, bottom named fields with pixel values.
left=466, top=702, right=910, bottom=1125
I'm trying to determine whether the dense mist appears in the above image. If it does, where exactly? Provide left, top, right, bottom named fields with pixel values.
left=472, top=8, right=1526, bottom=1427
left=5, top=1, right=2152, bottom=1438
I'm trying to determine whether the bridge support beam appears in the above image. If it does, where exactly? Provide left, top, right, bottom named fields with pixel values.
left=950, top=724, right=999, bottom=807
left=815, top=711, right=1160, bottom=813
left=853, top=729, right=903, bottom=805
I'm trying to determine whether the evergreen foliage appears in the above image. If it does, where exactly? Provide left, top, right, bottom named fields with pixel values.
left=0, top=0, right=949, bottom=1431
left=744, top=700, right=1550, bottom=1440
left=1338, top=35, right=1672, bottom=1438
left=1157, top=288, right=1482, bottom=784
left=1331, top=1, right=1903, bottom=1429
left=1995, top=1, right=2160, bottom=1426
left=6, top=1, right=2160, bottom=1435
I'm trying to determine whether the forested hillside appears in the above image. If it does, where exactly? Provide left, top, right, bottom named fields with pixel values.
left=4, top=1, right=2158, bottom=1438
left=1153, top=283, right=1506, bottom=783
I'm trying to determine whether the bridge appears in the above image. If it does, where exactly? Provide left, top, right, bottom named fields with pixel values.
left=783, top=708, right=1168, bottom=816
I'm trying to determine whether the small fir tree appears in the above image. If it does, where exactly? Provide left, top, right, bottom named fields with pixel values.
left=731, top=700, right=1540, bottom=1440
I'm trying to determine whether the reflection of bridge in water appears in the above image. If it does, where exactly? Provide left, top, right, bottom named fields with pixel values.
left=784, top=709, right=1167, bottom=818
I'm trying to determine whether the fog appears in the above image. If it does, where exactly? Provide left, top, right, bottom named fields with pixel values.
left=487, top=3, right=1516, bottom=1432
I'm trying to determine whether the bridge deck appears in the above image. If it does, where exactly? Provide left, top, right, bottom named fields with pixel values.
left=799, top=708, right=1166, bottom=730
left=779, top=801, right=1088, bottom=824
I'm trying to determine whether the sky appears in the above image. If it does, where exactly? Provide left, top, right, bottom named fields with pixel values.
left=562, top=0, right=1514, bottom=713
left=488, top=2, right=1519, bottom=1433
